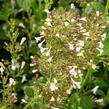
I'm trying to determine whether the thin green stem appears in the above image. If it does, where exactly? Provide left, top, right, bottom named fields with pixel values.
left=79, top=66, right=92, bottom=93
left=105, top=0, right=109, bottom=16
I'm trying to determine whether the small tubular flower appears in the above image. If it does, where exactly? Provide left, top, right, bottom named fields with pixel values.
left=40, top=47, right=48, bottom=53
left=45, top=47, right=51, bottom=56
left=38, top=39, right=45, bottom=48
left=69, top=68, right=77, bottom=77
left=76, top=47, right=82, bottom=52
left=68, top=43, right=74, bottom=50
left=9, top=78, right=16, bottom=86
left=44, top=9, right=50, bottom=13
left=50, top=82, right=57, bottom=91
left=76, top=40, right=84, bottom=47
left=48, top=56, right=54, bottom=63
left=35, top=36, right=44, bottom=43
left=83, top=32, right=90, bottom=36
left=0, top=67, right=4, bottom=74
left=92, top=86, right=99, bottom=94
left=79, top=17, right=87, bottom=22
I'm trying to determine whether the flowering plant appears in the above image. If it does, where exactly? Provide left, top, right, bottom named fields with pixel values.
left=30, top=5, right=107, bottom=109
left=0, top=0, right=109, bottom=109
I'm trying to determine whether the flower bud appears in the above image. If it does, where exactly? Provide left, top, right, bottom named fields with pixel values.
left=20, top=37, right=26, bottom=45
left=21, top=61, right=26, bottom=69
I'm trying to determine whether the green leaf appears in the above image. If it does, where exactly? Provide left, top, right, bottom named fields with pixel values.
left=91, top=2, right=105, bottom=12
left=0, top=11, right=8, bottom=21
left=94, top=78, right=108, bottom=88
left=103, top=24, right=109, bottom=55
left=24, top=86, right=34, bottom=98
left=97, top=89, right=105, bottom=97
left=80, top=96, right=94, bottom=109
left=83, top=6, right=93, bottom=16
left=0, top=6, right=14, bottom=21
left=17, top=0, right=35, bottom=11
left=68, top=93, right=80, bottom=109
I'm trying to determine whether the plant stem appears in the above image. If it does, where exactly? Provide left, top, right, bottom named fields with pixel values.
left=105, top=0, right=109, bottom=16
left=79, top=66, right=91, bottom=93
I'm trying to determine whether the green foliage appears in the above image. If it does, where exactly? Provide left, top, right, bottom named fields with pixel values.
left=0, top=6, right=14, bottom=21
left=0, top=0, right=109, bottom=109
left=68, top=93, right=80, bottom=109
left=91, top=2, right=105, bottom=12
left=103, top=24, right=109, bottom=55
left=80, top=95, right=94, bottom=109
left=68, top=94, right=93, bottom=109
left=17, top=0, right=35, bottom=11
left=24, top=86, right=34, bottom=98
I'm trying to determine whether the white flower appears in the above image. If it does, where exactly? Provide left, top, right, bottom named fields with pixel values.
left=80, top=29, right=86, bottom=32
left=77, top=23, right=82, bottom=27
left=68, top=43, right=74, bottom=50
left=45, top=18, right=52, bottom=22
left=77, top=23, right=83, bottom=29
left=9, top=78, right=16, bottom=86
left=92, top=86, right=99, bottom=94
left=97, top=48, right=103, bottom=54
left=32, top=24, right=36, bottom=28
left=83, top=32, right=90, bottom=36
left=11, top=65, right=16, bottom=70
left=21, top=76, right=26, bottom=83
left=76, top=47, right=82, bottom=52
left=45, top=47, right=51, bottom=56
left=96, top=24, right=99, bottom=26
left=38, top=39, right=45, bottom=48
left=96, top=11, right=99, bottom=16
left=71, top=18, right=75, bottom=23
left=71, top=78, right=81, bottom=89
left=50, top=82, right=56, bottom=91
left=62, top=35, right=65, bottom=37
left=51, top=107, right=59, bottom=109
left=92, top=64, right=97, bottom=69
left=0, top=67, right=4, bottom=74
left=99, top=42, right=104, bottom=48
left=35, top=36, right=44, bottom=43
left=69, top=68, right=77, bottom=77
left=40, top=47, right=48, bottom=53
left=64, top=22, right=69, bottom=26
left=15, top=62, right=20, bottom=68
left=92, top=76, right=95, bottom=80
left=11, top=0, right=15, bottom=8
left=56, top=33, right=59, bottom=37
left=44, top=9, right=50, bottom=13
left=3, top=24, right=8, bottom=31
left=48, top=56, right=53, bottom=63
left=40, top=32, right=44, bottom=35
left=50, top=96, right=55, bottom=101
left=79, top=17, right=87, bottom=22
left=21, top=99, right=27, bottom=103
left=11, top=62, right=20, bottom=71
left=85, top=37, right=89, bottom=40
left=46, top=22, right=52, bottom=26
left=41, top=26, right=46, bottom=30
left=95, top=98, right=103, bottom=103
left=79, top=73, right=83, bottom=77
left=77, top=52, right=84, bottom=56
left=12, top=93, right=17, bottom=100
left=101, top=33, right=106, bottom=40
left=71, top=3, right=75, bottom=9
left=77, top=40, right=84, bottom=47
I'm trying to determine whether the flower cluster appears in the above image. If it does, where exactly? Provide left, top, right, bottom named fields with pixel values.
left=31, top=5, right=106, bottom=108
